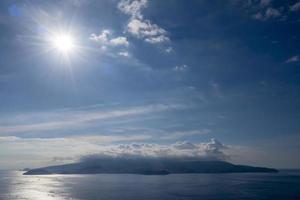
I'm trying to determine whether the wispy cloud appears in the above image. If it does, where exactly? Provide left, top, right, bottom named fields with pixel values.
left=165, top=47, right=173, bottom=53
left=260, top=0, right=272, bottom=7
left=210, top=81, right=223, bottom=98
left=0, top=134, right=151, bottom=143
left=253, top=7, right=281, bottom=21
left=0, top=104, right=183, bottom=134
left=285, top=55, right=299, bottom=63
left=237, top=0, right=289, bottom=21
left=66, top=0, right=89, bottom=7
left=173, top=64, right=189, bottom=72
left=160, top=129, right=211, bottom=140
left=0, top=128, right=209, bottom=144
left=290, top=2, right=300, bottom=12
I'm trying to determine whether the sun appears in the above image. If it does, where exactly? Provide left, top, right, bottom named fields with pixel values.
left=51, top=33, right=75, bottom=54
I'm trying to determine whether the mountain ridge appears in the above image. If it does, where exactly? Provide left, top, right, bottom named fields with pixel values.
left=23, top=159, right=278, bottom=175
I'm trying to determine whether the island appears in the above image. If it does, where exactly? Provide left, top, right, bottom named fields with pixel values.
left=23, top=158, right=278, bottom=175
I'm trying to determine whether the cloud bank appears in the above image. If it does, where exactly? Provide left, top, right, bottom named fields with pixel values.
left=80, top=138, right=228, bottom=161
left=0, top=135, right=229, bottom=168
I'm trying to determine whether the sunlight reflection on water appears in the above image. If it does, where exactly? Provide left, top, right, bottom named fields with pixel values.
left=1, top=171, right=300, bottom=200
left=6, top=171, right=74, bottom=200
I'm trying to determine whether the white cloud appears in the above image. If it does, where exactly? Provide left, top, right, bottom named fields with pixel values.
left=165, top=47, right=173, bottom=53
left=110, top=37, right=129, bottom=46
left=118, top=51, right=130, bottom=57
left=90, top=29, right=129, bottom=47
left=285, top=55, right=299, bottom=63
left=290, top=2, right=300, bottom=12
left=174, top=64, right=189, bottom=72
left=90, top=30, right=110, bottom=43
left=127, top=19, right=168, bottom=42
left=145, top=35, right=169, bottom=44
left=118, top=0, right=169, bottom=44
left=117, top=0, right=147, bottom=19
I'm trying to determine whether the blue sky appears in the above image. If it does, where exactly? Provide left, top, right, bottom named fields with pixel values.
left=0, top=0, right=300, bottom=169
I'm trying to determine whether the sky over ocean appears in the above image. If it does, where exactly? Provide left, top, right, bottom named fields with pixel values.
left=0, top=0, right=300, bottom=169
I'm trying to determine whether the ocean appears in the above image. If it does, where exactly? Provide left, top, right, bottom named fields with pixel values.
left=0, top=170, right=299, bottom=200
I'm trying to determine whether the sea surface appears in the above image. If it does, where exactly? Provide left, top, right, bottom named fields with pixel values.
left=0, top=170, right=300, bottom=200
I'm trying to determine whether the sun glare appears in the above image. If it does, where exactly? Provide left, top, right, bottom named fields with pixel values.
left=51, top=33, right=75, bottom=54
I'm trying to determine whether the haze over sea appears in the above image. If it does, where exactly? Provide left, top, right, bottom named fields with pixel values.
left=1, top=171, right=300, bottom=200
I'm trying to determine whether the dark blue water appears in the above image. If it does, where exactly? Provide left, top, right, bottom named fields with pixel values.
left=0, top=171, right=299, bottom=200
